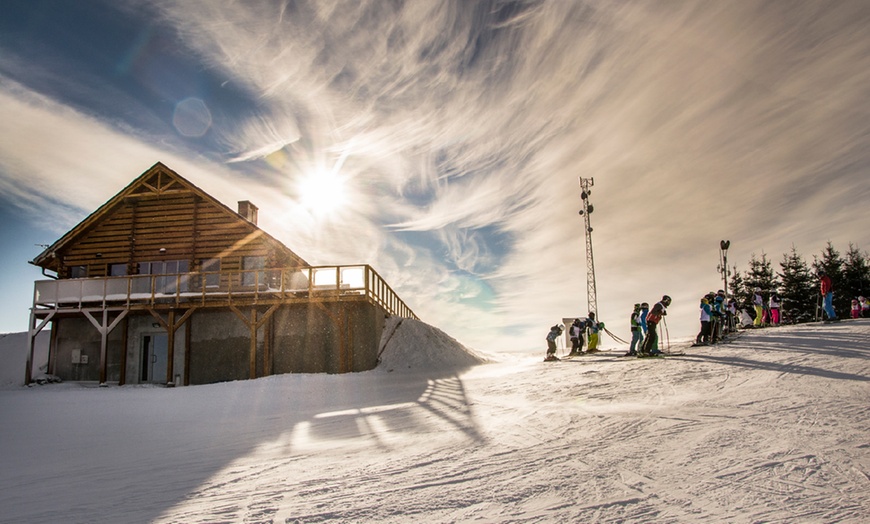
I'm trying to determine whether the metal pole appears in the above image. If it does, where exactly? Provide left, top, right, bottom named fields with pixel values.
left=578, top=177, right=597, bottom=317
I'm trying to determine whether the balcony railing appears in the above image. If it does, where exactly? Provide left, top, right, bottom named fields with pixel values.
left=32, top=265, right=417, bottom=320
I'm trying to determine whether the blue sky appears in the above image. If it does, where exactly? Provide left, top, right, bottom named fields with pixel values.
left=1, top=0, right=869, bottom=352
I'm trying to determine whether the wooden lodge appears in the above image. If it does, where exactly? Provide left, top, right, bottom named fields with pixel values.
left=25, top=162, right=417, bottom=386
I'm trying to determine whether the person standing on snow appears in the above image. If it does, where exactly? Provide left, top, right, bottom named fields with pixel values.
left=753, top=288, right=764, bottom=327
left=640, top=295, right=671, bottom=356
left=586, top=312, right=603, bottom=352
left=851, top=299, right=861, bottom=319
left=568, top=318, right=586, bottom=356
left=545, top=324, right=563, bottom=361
left=696, top=295, right=713, bottom=346
left=769, top=292, right=782, bottom=326
left=819, top=270, right=838, bottom=321
left=860, top=296, right=869, bottom=317
left=638, top=302, right=649, bottom=337
left=626, top=304, right=643, bottom=356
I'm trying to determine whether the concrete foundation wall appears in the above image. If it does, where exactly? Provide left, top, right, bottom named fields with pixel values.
left=52, top=316, right=123, bottom=382
left=188, top=310, right=255, bottom=385
left=269, top=301, right=385, bottom=375
left=47, top=300, right=389, bottom=386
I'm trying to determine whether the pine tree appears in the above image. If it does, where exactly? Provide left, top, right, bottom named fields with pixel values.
left=729, top=266, right=749, bottom=307
left=777, top=246, right=815, bottom=323
left=813, top=241, right=848, bottom=316
left=744, top=252, right=778, bottom=301
left=842, top=243, right=870, bottom=301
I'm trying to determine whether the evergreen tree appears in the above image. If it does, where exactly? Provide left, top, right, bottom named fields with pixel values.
left=813, top=241, right=848, bottom=316
left=842, top=243, right=870, bottom=301
left=729, top=266, right=750, bottom=307
left=744, top=252, right=778, bottom=302
left=777, top=246, right=815, bottom=323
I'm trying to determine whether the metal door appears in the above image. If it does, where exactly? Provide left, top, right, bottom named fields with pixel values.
left=141, top=333, right=168, bottom=383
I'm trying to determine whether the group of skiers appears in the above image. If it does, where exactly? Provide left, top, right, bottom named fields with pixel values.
left=545, top=264, right=869, bottom=360
left=544, top=295, right=672, bottom=360
left=695, top=289, right=738, bottom=345
left=819, top=269, right=870, bottom=320
left=628, top=296, right=671, bottom=357
left=544, top=312, right=605, bottom=362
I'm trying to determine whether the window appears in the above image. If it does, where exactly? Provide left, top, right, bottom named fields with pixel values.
left=138, top=260, right=190, bottom=293
left=109, top=264, right=128, bottom=276
left=70, top=266, right=87, bottom=278
left=241, top=256, right=265, bottom=287
left=201, top=258, right=221, bottom=288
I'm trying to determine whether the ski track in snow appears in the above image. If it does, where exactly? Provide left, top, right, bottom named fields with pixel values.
left=1, top=321, right=869, bottom=523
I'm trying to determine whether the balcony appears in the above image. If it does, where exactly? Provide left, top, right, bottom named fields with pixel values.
left=32, top=265, right=417, bottom=320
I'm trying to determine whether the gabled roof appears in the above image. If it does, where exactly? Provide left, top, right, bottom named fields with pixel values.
left=30, top=161, right=308, bottom=269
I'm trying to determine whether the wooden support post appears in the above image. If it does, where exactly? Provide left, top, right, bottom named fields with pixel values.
left=82, top=309, right=128, bottom=386
left=119, top=316, right=129, bottom=386
left=230, top=304, right=280, bottom=380
left=148, top=307, right=197, bottom=386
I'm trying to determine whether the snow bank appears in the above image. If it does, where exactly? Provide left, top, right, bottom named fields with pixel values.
left=0, top=332, right=48, bottom=388
left=377, top=317, right=493, bottom=373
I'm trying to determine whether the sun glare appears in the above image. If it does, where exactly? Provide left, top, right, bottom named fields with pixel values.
left=298, top=168, right=347, bottom=216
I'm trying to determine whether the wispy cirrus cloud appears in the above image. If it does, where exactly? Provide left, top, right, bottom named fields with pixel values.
left=1, top=0, right=868, bottom=350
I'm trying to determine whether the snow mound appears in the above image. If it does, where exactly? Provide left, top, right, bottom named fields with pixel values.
left=0, top=332, right=49, bottom=388
left=377, top=317, right=492, bottom=373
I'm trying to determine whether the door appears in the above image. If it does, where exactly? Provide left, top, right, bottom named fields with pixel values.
left=141, top=333, right=169, bottom=383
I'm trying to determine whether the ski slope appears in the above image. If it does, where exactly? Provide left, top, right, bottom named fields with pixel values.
left=1, top=319, right=869, bottom=523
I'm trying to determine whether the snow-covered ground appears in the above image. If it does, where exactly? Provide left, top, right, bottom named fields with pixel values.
left=1, top=318, right=869, bottom=523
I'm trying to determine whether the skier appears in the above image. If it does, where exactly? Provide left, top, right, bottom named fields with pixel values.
left=752, top=288, right=764, bottom=327
left=639, top=295, right=671, bottom=356
left=711, top=291, right=726, bottom=343
left=860, top=296, right=869, bottom=317
left=586, top=312, right=603, bottom=353
left=726, top=297, right=738, bottom=333
left=638, top=302, right=649, bottom=338
left=545, top=324, right=563, bottom=361
left=695, top=295, right=712, bottom=346
left=568, top=318, right=586, bottom=356
left=626, top=304, right=643, bottom=356
left=851, top=299, right=861, bottom=319
left=819, top=270, right=838, bottom=321
left=769, top=292, right=782, bottom=326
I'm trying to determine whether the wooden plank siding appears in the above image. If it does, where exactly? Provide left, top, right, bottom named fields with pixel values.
left=34, top=162, right=307, bottom=279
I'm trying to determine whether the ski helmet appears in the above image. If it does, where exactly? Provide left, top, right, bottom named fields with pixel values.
left=818, top=269, right=825, bottom=276
left=662, top=295, right=672, bottom=305
left=641, top=302, right=649, bottom=308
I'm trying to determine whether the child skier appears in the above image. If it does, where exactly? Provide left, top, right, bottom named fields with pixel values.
left=640, top=295, right=671, bottom=356
left=695, top=295, right=712, bottom=346
left=769, top=292, right=782, bottom=326
left=586, top=312, right=602, bottom=352
left=568, top=318, right=586, bottom=356
left=545, top=324, right=563, bottom=361
left=626, top=304, right=643, bottom=356
left=860, top=296, right=869, bottom=317
left=851, top=299, right=861, bottom=319
left=753, top=288, right=764, bottom=327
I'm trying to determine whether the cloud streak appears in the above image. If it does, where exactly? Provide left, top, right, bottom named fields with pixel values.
left=1, top=0, right=869, bottom=350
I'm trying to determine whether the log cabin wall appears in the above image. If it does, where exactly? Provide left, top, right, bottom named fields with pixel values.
left=52, top=172, right=303, bottom=280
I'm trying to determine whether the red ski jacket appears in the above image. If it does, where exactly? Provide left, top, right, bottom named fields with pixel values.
left=820, top=275, right=833, bottom=295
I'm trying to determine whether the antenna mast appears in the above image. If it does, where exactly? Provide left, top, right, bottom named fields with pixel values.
left=578, top=177, right=597, bottom=316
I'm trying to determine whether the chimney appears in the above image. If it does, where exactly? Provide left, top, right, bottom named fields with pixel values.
left=238, top=201, right=258, bottom=225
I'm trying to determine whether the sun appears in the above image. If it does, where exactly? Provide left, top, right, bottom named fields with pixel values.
left=298, top=167, right=347, bottom=216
